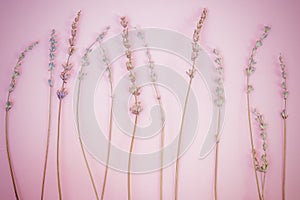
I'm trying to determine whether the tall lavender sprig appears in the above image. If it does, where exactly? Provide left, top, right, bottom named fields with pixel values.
left=135, top=27, right=165, bottom=200
left=174, top=9, right=207, bottom=200
left=98, top=37, right=116, bottom=200
left=279, top=54, right=288, bottom=200
left=56, top=11, right=81, bottom=200
left=245, top=26, right=271, bottom=200
left=41, top=29, right=57, bottom=200
left=76, top=27, right=110, bottom=200
left=212, top=49, right=224, bottom=200
left=120, top=16, right=143, bottom=200
left=5, top=41, right=39, bottom=200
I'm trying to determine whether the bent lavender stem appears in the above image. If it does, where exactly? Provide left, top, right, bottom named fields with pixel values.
left=76, top=28, right=110, bottom=200
left=98, top=38, right=114, bottom=200
left=245, top=26, right=270, bottom=200
left=120, top=16, right=143, bottom=200
left=41, top=29, right=57, bottom=200
left=56, top=11, right=81, bottom=200
left=5, top=41, right=39, bottom=200
left=135, top=27, right=165, bottom=200
left=174, top=9, right=207, bottom=200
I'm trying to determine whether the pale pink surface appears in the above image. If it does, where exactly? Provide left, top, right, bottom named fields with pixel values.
left=0, top=0, right=300, bottom=200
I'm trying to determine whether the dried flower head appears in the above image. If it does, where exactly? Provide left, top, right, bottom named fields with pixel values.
left=278, top=54, right=289, bottom=119
left=57, top=11, right=81, bottom=99
left=6, top=41, right=39, bottom=111
left=246, top=26, right=271, bottom=79
left=212, top=49, right=225, bottom=107
left=120, top=16, right=142, bottom=115
left=253, top=108, right=268, bottom=173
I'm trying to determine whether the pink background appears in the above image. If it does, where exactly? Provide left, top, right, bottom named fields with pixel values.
left=0, top=0, right=300, bottom=199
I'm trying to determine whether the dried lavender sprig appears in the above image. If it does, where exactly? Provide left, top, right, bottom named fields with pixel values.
left=5, top=41, right=39, bottom=200
left=175, top=8, right=207, bottom=200
left=253, top=108, right=268, bottom=200
left=76, top=27, right=110, bottom=200
left=246, top=26, right=271, bottom=200
left=41, top=29, right=57, bottom=200
left=135, top=27, right=165, bottom=200
left=212, top=49, right=224, bottom=200
left=98, top=42, right=114, bottom=200
left=121, top=16, right=142, bottom=200
left=279, top=54, right=288, bottom=200
left=56, top=11, right=81, bottom=200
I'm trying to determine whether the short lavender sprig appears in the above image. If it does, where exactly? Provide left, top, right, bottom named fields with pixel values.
left=212, top=48, right=224, bottom=200
left=253, top=108, right=268, bottom=199
left=5, top=41, right=39, bottom=200
left=279, top=54, right=288, bottom=200
left=41, top=29, right=57, bottom=200
left=56, top=11, right=81, bottom=200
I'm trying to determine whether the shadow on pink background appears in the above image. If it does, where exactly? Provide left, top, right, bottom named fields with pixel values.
left=0, top=0, right=300, bottom=199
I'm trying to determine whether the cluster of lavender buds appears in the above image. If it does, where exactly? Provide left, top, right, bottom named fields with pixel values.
left=246, top=26, right=271, bottom=93
left=48, top=29, right=57, bottom=87
left=212, top=49, right=224, bottom=107
left=279, top=54, right=288, bottom=119
left=186, top=8, right=207, bottom=79
left=57, top=11, right=81, bottom=100
left=253, top=108, right=268, bottom=173
left=6, top=41, right=39, bottom=111
left=121, top=16, right=142, bottom=115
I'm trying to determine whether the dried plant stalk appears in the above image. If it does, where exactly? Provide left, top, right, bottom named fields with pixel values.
left=245, top=26, right=271, bottom=200
left=278, top=54, right=288, bottom=200
left=212, top=49, right=224, bottom=200
left=174, top=8, right=207, bottom=200
left=97, top=30, right=115, bottom=200
left=56, top=11, right=81, bottom=200
left=41, top=29, right=57, bottom=200
left=120, top=16, right=143, bottom=200
left=5, top=41, right=39, bottom=200
left=76, top=27, right=110, bottom=200
left=135, top=27, right=165, bottom=200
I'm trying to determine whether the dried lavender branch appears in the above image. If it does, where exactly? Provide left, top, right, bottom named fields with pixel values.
left=76, top=27, right=110, bottom=200
left=120, top=16, right=143, bottom=200
left=245, top=26, right=270, bottom=200
left=5, top=41, right=39, bottom=200
left=56, top=11, right=81, bottom=200
left=135, top=27, right=165, bottom=200
left=279, top=54, right=288, bottom=200
left=97, top=31, right=115, bottom=200
left=174, top=9, right=207, bottom=200
left=212, top=49, right=224, bottom=200
left=41, top=29, right=57, bottom=200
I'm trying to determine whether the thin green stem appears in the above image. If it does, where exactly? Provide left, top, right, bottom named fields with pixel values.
left=282, top=99, right=287, bottom=200
left=175, top=75, right=193, bottom=200
left=246, top=77, right=262, bottom=200
left=5, top=106, right=20, bottom=200
left=262, top=172, right=266, bottom=200
left=101, top=80, right=114, bottom=200
left=57, top=99, right=63, bottom=200
left=128, top=100, right=138, bottom=200
left=154, top=84, right=165, bottom=200
left=214, top=108, right=221, bottom=200
left=41, top=84, right=53, bottom=200
left=76, top=81, right=100, bottom=200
